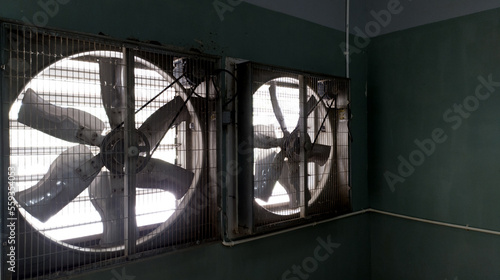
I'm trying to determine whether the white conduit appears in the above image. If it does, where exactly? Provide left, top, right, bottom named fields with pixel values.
left=222, top=208, right=500, bottom=246
left=222, top=210, right=368, bottom=247
left=369, top=209, right=500, bottom=236
left=345, top=0, right=350, bottom=78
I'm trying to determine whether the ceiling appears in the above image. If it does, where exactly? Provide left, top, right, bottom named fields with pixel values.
left=243, top=0, right=500, bottom=36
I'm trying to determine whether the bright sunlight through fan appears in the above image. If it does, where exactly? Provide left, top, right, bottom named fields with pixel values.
left=9, top=50, right=205, bottom=249
left=253, top=77, right=334, bottom=215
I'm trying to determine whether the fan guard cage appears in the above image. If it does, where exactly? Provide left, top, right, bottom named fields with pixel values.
left=1, top=22, right=219, bottom=279
left=233, top=62, right=351, bottom=237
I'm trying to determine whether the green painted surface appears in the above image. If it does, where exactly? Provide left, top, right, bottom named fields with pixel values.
left=370, top=213, right=500, bottom=280
left=2, top=0, right=347, bottom=75
left=72, top=215, right=370, bottom=280
left=369, top=8, right=500, bottom=228
left=368, top=7, right=500, bottom=279
left=0, top=1, right=369, bottom=279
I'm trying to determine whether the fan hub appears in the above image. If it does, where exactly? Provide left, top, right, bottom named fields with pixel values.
left=282, top=130, right=311, bottom=162
left=100, top=128, right=151, bottom=174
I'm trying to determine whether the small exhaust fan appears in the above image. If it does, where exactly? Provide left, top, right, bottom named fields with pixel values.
left=253, top=83, right=332, bottom=208
left=234, top=62, right=351, bottom=235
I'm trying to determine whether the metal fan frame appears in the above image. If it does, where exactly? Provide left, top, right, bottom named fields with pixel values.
left=1, top=21, right=220, bottom=280
left=9, top=49, right=206, bottom=252
left=252, top=77, right=334, bottom=214
left=231, top=61, right=351, bottom=237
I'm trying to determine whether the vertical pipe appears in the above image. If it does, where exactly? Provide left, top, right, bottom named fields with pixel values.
left=123, top=47, right=137, bottom=257
left=346, top=0, right=350, bottom=78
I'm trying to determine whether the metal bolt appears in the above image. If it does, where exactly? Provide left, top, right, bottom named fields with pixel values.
left=128, top=146, right=139, bottom=156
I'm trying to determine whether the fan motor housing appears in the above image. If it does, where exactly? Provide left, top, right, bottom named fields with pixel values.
left=100, top=128, right=151, bottom=174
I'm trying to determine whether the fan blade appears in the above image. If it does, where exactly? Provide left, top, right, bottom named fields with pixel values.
left=305, top=95, right=318, bottom=117
left=282, top=161, right=311, bottom=208
left=99, top=59, right=126, bottom=129
left=308, top=144, right=331, bottom=166
left=18, top=89, right=105, bottom=146
left=254, top=124, right=282, bottom=149
left=139, top=96, right=190, bottom=151
left=254, top=151, right=284, bottom=202
left=88, top=171, right=126, bottom=247
left=269, top=84, right=290, bottom=137
left=284, top=161, right=299, bottom=208
left=16, top=145, right=102, bottom=222
left=295, top=96, right=318, bottom=129
left=137, top=158, right=194, bottom=199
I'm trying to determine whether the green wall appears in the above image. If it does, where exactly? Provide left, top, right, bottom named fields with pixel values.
left=0, top=0, right=369, bottom=279
left=72, top=215, right=370, bottom=280
left=370, top=213, right=500, bottom=279
left=368, top=7, right=500, bottom=279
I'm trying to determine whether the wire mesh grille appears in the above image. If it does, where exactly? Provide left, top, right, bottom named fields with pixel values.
left=2, top=23, right=219, bottom=279
left=239, top=63, right=351, bottom=232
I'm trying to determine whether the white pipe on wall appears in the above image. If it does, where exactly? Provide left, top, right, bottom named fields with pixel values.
left=222, top=208, right=500, bottom=246
left=345, top=0, right=350, bottom=78
left=370, top=209, right=500, bottom=236
left=222, top=209, right=368, bottom=247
